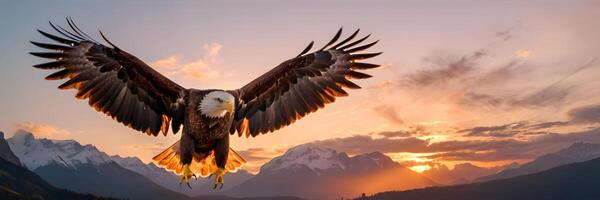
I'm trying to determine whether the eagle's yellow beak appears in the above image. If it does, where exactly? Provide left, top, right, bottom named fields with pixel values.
left=225, top=100, right=234, bottom=113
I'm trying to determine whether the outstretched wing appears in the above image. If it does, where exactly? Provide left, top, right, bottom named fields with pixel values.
left=231, top=28, right=381, bottom=137
left=30, top=19, right=186, bottom=136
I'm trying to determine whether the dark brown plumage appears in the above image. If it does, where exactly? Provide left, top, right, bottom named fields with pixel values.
left=31, top=18, right=185, bottom=137
left=30, top=19, right=381, bottom=187
left=231, top=28, right=381, bottom=137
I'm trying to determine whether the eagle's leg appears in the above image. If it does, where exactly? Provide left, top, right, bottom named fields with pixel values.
left=211, top=136, right=229, bottom=189
left=179, top=131, right=196, bottom=188
left=211, top=168, right=225, bottom=189
left=179, top=164, right=197, bottom=188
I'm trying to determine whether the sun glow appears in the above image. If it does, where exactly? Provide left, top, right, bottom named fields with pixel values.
left=386, top=152, right=439, bottom=173
left=409, top=165, right=432, bottom=173
left=419, top=134, right=449, bottom=143
left=386, top=152, right=436, bottom=163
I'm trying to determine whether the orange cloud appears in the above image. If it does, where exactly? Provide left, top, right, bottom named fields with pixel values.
left=514, top=50, right=531, bottom=58
left=13, top=122, right=71, bottom=140
left=151, top=43, right=223, bottom=80
left=368, top=80, right=393, bottom=89
left=238, top=147, right=286, bottom=173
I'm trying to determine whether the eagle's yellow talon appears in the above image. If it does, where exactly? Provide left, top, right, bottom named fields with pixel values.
left=179, top=164, right=195, bottom=188
left=211, top=167, right=225, bottom=189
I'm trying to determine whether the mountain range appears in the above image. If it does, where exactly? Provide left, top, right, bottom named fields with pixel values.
left=357, top=157, right=600, bottom=200
left=4, top=129, right=600, bottom=200
left=0, top=131, right=113, bottom=200
left=422, top=162, right=518, bottom=185
left=1, top=130, right=302, bottom=200
left=110, top=154, right=253, bottom=196
left=229, top=144, right=437, bottom=199
left=7, top=130, right=190, bottom=200
left=476, top=142, right=600, bottom=182
left=5, top=130, right=253, bottom=196
left=3, top=130, right=441, bottom=200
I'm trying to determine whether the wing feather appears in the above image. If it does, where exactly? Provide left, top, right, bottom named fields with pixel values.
left=232, top=28, right=381, bottom=137
left=30, top=20, right=186, bottom=136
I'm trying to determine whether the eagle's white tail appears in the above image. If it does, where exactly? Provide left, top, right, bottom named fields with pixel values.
left=152, top=140, right=246, bottom=177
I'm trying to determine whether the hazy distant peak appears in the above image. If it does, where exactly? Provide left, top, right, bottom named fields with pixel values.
left=455, top=162, right=478, bottom=167
left=452, top=163, right=487, bottom=171
left=558, top=142, right=600, bottom=154
left=12, top=130, right=35, bottom=142
left=501, top=162, right=520, bottom=170
left=476, top=142, right=600, bottom=182
left=358, top=151, right=388, bottom=159
left=111, top=155, right=149, bottom=167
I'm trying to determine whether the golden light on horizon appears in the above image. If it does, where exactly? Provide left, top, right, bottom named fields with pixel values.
left=409, top=165, right=432, bottom=173
left=417, top=120, right=446, bottom=126
left=387, top=152, right=437, bottom=173
left=386, top=152, right=437, bottom=163
left=419, top=134, right=450, bottom=143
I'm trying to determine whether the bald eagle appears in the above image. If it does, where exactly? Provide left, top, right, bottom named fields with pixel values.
left=30, top=18, right=381, bottom=189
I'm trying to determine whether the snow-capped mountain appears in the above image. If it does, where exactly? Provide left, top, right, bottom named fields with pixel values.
left=477, top=142, right=600, bottom=182
left=230, top=144, right=436, bottom=199
left=6, top=130, right=253, bottom=197
left=261, top=144, right=348, bottom=173
left=7, top=130, right=112, bottom=170
left=261, top=144, right=398, bottom=174
left=6, top=130, right=188, bottom=200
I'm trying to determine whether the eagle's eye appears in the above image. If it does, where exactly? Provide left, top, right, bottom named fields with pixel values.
left=215, top=98, right=224, bottom=103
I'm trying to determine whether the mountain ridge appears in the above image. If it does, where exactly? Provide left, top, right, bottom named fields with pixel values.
left=422, top=162, right=518, bottom=185
left=1, top=130, right=312, bottom=200
left=230, top=144, right=437, bottom=199
left=0, top=132, right=115, bottom=200
left=110, top=154, right=254, bottom=196
left=477, top=142, right=600, bottom=182
left=357, top=157, right=600, bottom=200
left=6, top=131, right=190, bottom=200
left=0, top=131, right=20, bottom=167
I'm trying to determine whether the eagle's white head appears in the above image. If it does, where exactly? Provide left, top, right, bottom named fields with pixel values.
left=198, top=91, right=235, bottom=118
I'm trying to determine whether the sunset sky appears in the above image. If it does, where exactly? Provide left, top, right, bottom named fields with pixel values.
left=1, top=0, right=599, bottom=173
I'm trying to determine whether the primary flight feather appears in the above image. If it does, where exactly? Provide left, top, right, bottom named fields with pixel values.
left=30, top=18, right=381, bottom=189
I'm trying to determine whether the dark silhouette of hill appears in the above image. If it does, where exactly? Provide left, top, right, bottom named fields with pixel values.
left=0, top=157, right=114, bottom=200
left=0, top=132, right=20, bottom=166
left=34, top=161, right=190, bottom=200
left=357, top=157, right=600, bottom=200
